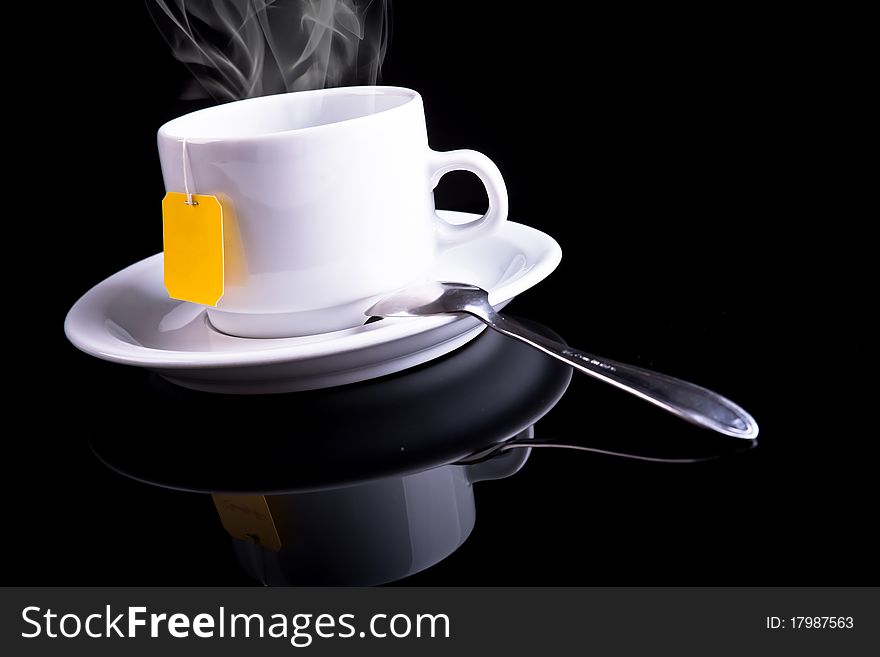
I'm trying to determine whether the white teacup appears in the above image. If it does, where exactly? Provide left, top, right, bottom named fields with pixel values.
left=157, top=86, right=508, bottom=338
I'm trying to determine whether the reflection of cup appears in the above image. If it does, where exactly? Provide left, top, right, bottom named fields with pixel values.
left=231, top=445, right=531, bottom=586
left=157, top=86, right=508, bottom=338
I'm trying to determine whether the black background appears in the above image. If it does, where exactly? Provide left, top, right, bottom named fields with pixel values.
left=11, top=2, right=873, bottom=584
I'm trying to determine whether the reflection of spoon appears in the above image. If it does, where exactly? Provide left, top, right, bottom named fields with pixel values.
left=368, top=282, right=758, bottom=439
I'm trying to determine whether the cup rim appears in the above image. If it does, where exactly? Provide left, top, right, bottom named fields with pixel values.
left=158, top=85, right=420, bottom=143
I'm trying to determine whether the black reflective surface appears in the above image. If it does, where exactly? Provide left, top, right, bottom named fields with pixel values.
left=90, top=322, right=572, bottom=494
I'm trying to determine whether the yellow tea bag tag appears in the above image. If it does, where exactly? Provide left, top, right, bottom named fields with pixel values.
left=162, top=192, right=224, bottom=306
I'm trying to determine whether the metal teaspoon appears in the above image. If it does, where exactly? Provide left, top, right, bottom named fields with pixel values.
left=367, top=281, right=758, bottom=439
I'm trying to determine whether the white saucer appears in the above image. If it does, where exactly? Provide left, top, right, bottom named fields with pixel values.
left=64, top=213, right=561, bottom=394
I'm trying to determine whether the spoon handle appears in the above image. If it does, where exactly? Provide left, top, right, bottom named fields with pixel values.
left=482, top=314, right=758, bottom=439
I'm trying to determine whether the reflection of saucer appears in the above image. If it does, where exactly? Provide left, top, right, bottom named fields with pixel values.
left=64, top=215, right=561, bottom=393
left=90, top=321, right=573, bottom=494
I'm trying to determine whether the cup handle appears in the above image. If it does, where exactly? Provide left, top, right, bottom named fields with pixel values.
left=428, top=149, right=508, bottom=246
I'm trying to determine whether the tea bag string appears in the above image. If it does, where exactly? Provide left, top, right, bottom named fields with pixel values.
left=181, top=138, right=198, bottom=206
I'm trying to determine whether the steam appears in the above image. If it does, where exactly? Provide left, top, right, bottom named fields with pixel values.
left=147, top=0, right=390, bottom=101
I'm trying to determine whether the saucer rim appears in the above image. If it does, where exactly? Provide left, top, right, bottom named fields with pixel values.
left=64, top=217, right=561, bottom=369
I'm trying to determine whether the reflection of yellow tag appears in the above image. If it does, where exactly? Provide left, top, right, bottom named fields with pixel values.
left=162, top=192, right=224, bottom=306
left=212, top=494, right=282, bottom=552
